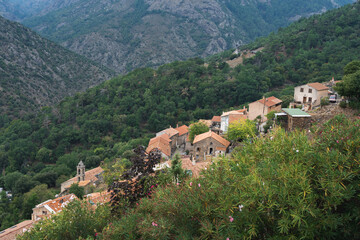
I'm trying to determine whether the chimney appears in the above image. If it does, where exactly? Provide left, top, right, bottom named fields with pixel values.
left=176, top=123, right=179, bottom=128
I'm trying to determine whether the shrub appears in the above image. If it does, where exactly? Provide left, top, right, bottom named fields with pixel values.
left=18, top=200, right=112, bottom=240
left=101, top=115, right=360, bottom=239
left=339, top=100, right=347, bottom=108
left=321, top=97, right=330, bottom=106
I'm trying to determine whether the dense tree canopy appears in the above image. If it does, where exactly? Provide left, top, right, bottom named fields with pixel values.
left=336, top=60, right=360, bottom=100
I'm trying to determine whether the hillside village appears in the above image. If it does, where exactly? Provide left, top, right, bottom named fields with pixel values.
left=0, top=77, right=351, bottom=239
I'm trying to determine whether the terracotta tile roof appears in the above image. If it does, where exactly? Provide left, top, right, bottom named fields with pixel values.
left=237, top=108, right=247, bottom=113
left=175, top=125, right=189, bottom=136
left=0, top=220, right=33, bottom=240
left=216, top=147, right=227, bottom=151
left=221, top=110, right=243, bottom=117
left=86, top=191, right=111, bottom=206
left=193, top=131, right=230, bottom=148
left=149, top=134, right=171, bottom=145
left=257, top=96, right=282, bottom=107
left=165, top=158, right=210, bottom=178
left=307, top=82, right=329, bottom=91
left=36, top=194, right=77, bottom=214
left=66, top=167, right=104, bottom=186
left=146, top=135, right=171, bottom=157
left=229, top=114, right=247, bottom=124
left=211, top=116, right=221, bottom=122
left=199, top=119, right=212, bottom=127
left=159, top=127, right=179, bottom=138
left=78, top=180, right=91, bottom=187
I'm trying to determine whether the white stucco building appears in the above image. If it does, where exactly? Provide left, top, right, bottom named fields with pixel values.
left=294, top=82, right=329, bottom=107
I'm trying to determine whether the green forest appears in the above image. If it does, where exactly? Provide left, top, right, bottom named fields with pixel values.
left=1, top=1, right=360, bottom=233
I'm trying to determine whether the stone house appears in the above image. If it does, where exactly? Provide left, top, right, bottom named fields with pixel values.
left=156, top=127, right=179, bottom=151
left=146, top=134, right=172, bottom=160
left=175, top=125, right=189, bottom=150
left=210, top=116, right=221, bottom=134
left=192, top=131, right=230, bottom=161
left=220, top=107, right=248, bottom=133
left=276, top=108, right=312, bottom=131
left=31, top=194, right=77, bottom=221
left=60, top=162, right=103, bottom=195
left=248, top=96, right=282, bottom=122
left=0, top=220, right=33, bottom=240
left=294, top=82, right=329, bottom=107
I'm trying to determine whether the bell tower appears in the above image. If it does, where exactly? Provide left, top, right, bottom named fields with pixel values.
left=77, top=161, right=85, bottom=182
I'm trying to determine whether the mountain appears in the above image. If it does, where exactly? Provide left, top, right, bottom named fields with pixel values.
left=19, top=0, right=355, bottom=73
left=0, top=1, right=360, bottom=231
left=0, top=0, right=79, bottom=21
left=0, top=16, right=115, bottom=118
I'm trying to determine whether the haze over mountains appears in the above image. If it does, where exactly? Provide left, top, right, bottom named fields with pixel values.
left=1, top=0, right=355, bottom=73
left=0, top=15, right=114, bottom=118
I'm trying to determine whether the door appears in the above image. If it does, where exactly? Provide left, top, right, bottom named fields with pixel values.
left=303, top=97, right=307, bottom=103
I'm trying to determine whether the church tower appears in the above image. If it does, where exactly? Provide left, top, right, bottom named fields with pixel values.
left=77, top=161, right=85, bottom=182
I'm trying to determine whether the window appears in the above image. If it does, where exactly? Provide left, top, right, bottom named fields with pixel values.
left=308, top=89, right=312, bottom=93
left=300, top=88, right=304, bottom=92
left=308, top=97, right=312, bottom=102
left=209, top=148, right=213, bottom=154
left=42, top=211, right=47, bottom=215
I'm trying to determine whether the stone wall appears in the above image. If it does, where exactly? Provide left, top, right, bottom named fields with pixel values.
left=193, top=138, right=226, bottom=161
left=289, top=116, right=312, bottom=131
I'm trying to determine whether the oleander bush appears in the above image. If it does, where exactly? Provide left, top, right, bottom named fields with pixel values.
left=100, top=115, right=359, bottom=239
left=17, top=115, right=360, bottom=239
left=18, top=200, right=111, bottom=240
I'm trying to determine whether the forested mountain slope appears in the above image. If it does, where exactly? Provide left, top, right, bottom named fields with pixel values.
left=21, top=0, right=355, bottom=73
left=0, top=1, right=360, bottom=230
left=0, top=16, right=115, bottom=118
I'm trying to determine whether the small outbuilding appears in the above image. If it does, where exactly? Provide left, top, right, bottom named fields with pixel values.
left=276, top=108, right=312, bottom=131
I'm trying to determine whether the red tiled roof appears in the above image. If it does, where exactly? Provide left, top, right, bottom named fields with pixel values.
left=66, top=167, right=103, bottom=185
left=257, top=96, right=282, bottom=107
left=229, top=114, right=247, bottom=124
left=193, top=131, right=230, bottom=148
left=0, top=220, right=33, bottom=240
left=199, top=119, right=212, bottom=127
left=161, top=127, right=179, bottom=137
left=86, top=191, right=111, bottom=206
left=149, top=134, right=171, bottom=145
left=237, top=108, right=247, bottom=113
left=78, top=180, right=91, bottom=187
left=36, top=194, right=77, bottom=214
left=165, top=158, right=210, bottom=178
left=211, top=116, right=221, bottom=122
left=175, top=125, right=189, bottom=136
left=221, top=110, right=242, bottom=117
left=216, top=147, right=227, bottom=151
left=307, top=82, right=329, bottom=91
left=146, top=135, right=171, bottom=157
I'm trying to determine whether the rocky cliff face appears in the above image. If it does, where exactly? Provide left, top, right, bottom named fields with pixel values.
left=5, top=0, right=357, bottom=74
left=0, top=16, right=114, bottom=117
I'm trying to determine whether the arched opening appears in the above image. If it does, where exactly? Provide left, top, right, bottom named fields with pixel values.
left=209, top=148, right=213, bottom=154
left=196, top=147, right=200, bottom=152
